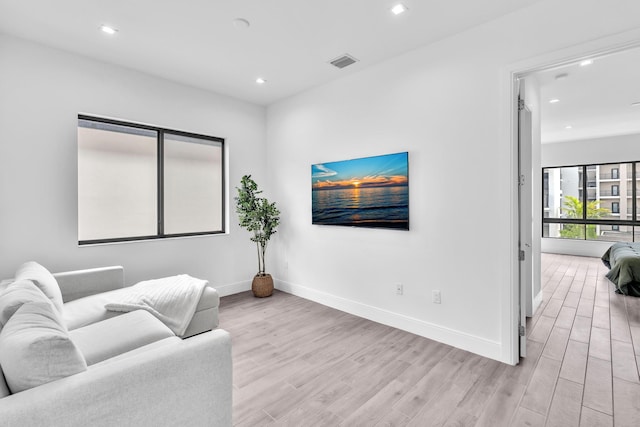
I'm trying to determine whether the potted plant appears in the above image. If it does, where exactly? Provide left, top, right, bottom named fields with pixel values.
left=235, top=175, right=281, bottom=297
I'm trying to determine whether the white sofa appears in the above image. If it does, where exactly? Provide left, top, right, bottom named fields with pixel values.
left=53, top=265, right=221, bottom=338
left=0, top=262, right=232, bottom=427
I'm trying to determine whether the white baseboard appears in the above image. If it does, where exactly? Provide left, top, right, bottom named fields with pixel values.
left=214, top=280, right=251, bottom=297
left=275, top=279, right=504, bottom=363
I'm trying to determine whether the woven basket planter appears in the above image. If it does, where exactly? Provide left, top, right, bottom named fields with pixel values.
left=252, top=274, right=274, bottom=298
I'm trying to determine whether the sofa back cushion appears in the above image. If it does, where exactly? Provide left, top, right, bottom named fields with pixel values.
left=15, top=261, right=64, bottom=314
left=0, top=279, right=49, bottom=328
left=0, top=301, right=87, bottom=394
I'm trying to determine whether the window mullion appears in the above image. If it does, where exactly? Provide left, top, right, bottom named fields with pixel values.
left=634, top=163, right=637, bottom=242
left=583, top=166, right=588, bottom=221
left=583, top=165, right=587, bottom=240
left=158, top=130, right=164, bottom=237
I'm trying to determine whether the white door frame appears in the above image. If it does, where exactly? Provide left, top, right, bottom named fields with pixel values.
left=518, top=92, right=533, bottom=359
left=503, top=28, right=640, bottom=365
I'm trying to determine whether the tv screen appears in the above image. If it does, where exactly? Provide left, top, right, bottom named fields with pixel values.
left=311, top=152, right=409, bottom=230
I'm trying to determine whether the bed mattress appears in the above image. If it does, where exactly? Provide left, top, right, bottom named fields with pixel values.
left=602, top=242, right=640, bottom=296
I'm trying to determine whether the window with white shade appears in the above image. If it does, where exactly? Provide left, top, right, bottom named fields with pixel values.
left=78, top=116, right=224, bottom=244
left=163, top=133, right=223, bottom=234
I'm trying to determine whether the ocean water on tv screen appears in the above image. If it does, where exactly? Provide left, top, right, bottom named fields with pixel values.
left=312, top=185, right=408, bottom=229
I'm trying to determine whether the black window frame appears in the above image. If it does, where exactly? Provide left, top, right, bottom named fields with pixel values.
left=543, top=171, right=549, bottom=209
left=542, top=161, right=638, bottom=241
left=78, top=115, right=226, bottom=245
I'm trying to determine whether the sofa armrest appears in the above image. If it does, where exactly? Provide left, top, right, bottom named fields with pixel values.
left=54, top=266, right=125, bottom=303
left=0, top=329, right=232, bottom=427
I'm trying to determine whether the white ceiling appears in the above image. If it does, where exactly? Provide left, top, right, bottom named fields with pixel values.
left=0, top=0, right=542, bottom=106
left=535, top=47, right=640, bottom=144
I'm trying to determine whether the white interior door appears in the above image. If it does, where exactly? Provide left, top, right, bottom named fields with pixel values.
left=518, top=79, right=533, bottom=358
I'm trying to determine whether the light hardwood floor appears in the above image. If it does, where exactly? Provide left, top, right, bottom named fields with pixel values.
left=218, top=253, right=640, bottom=426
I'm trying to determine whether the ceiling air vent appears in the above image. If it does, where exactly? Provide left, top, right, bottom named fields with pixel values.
left=329, top=54, right=358, bottom=69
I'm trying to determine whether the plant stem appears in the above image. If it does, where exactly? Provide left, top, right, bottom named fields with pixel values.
left=255, top=241, right=261, bottom=275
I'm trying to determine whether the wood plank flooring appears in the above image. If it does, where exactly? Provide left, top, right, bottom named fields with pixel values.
left=218, top=253, right=640, bottom=426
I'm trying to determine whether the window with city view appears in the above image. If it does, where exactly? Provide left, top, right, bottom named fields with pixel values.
left=543, top=162, right=640, bottom=242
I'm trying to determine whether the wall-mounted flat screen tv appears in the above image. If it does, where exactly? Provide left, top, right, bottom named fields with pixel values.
left=311, top=152, right=409, bottom=230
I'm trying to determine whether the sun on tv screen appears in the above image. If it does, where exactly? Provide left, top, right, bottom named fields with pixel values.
left=311, top=152, right=409, bottom=230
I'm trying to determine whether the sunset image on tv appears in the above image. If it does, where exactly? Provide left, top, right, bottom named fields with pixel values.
left=311, top=152, right=409, bottom=229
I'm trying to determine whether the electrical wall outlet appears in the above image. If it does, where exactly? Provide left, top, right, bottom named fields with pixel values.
left=395, top=283, right=403, bottom=295
left=432, top=290, right=441, bottom=304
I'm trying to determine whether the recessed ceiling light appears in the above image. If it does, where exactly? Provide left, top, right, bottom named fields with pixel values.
left=579, top=59, right=593, bottom=67
left=391, top=4, right=408, bottom=15
left=99, top=25, right=118, bottom=35
left=549, top=98, right=560, bottom=104
left=256, top=78, right=266, bottom=85
left=631, top=101, right=640, bottom=107
left=565, top=125, right=573, bottom=129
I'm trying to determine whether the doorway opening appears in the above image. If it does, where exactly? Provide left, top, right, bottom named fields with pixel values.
left=511, top=36, right=640, bottom=363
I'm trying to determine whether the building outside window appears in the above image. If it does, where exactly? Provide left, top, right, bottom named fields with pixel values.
left=543, top=162, right=638, bottom=242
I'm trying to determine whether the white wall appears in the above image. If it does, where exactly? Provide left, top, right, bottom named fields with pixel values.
left=0, top=35, right=267, bottom=294
left=266, top=0, right=640, bottom=363
left=541, top=132, right=640, bottom=257
left=542, top=133, right=640, bottom=167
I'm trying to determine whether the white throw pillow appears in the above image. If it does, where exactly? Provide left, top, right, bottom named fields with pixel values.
left=0, top=279, right=51, bottom=328
left=0, top=301, right=87, bottom=393
left=15, top=261, right=64, bottom=314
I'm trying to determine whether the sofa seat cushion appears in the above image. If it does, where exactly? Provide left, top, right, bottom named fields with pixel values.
left=63, top=290, right=121, bottom=331
left=14, top=262, right=64, bottom=314
left=0, top=301, right=87, bottom=394
left=96, top=336, right=182, bottom=367
left=63, top=284, right=220, bottom=332
left=69, top=310, right=175, bottom=366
